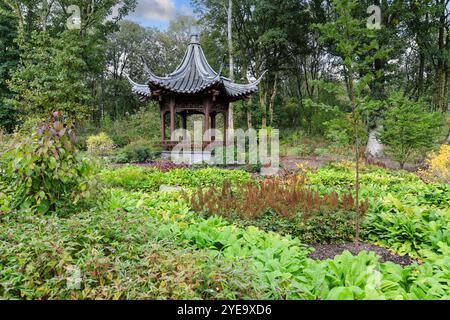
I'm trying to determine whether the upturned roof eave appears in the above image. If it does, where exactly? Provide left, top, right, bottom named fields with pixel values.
left=129, top=34, right=266, bottom=101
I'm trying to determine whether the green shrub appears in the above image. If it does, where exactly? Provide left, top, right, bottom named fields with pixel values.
left=285, top=145, right=312, bottom=156
left=1, top=169, right=448, bottom=300
left=364, top=195, right=450, bottom=257
left=379, top=93, right=444, bottom=169
left=307, top=166, right=449, bottom=257
left=0, top=130, right=11, bottom=159
left=100, top=166, right=253, bottom=192
left=324, top=113, right=368, bottom=148
left=86, top=132, right=115, bottom=156
left=77, top=107, right=161, bottom=149
left=314, top=146, right=331, bottom=156
left=233, top=209, right=358, bottom=244
left=159, top=215, right=310, bottom=299
left=0, top=203, right=266, bottom=299
left=0, top=179, right=12, bottom=213
left=112, top=140, right=161, bottom=163
left=184, top=174, right=365, bottom=244
left=298, top=210, right=358, bottom=244
left=109, top=133, right=130, bottom=148
left=324, top=119, right=351, bottom=147
left=0, top=112, right=96, bottom=214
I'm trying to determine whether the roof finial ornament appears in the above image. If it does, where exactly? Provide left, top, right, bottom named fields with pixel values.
left=128, top=26, right=263, bottom=100
left=189, top=25, right=200, bottom=44
left=218, top=54, right=226, bottom=76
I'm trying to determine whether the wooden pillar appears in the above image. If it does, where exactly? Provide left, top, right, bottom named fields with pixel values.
left=211, top=113, right=216, bottom=141
left=182, top=112, right=187, bottom=130
left=182, top=112, right=188, bottom=140
left=170, top=97, right=175, bottom=141
left=224, top=110, right=229, bottom=145
left=161, top=110, right=166, bottom=142
left=211, top=113, right=216, bottom=129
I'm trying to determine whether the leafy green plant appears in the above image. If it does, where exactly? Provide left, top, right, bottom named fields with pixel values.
left=402, top=244, right=450, bottom=299
left=297, top=251, right=412, bottom=300
left=364, top=195, right=450, bottom=257
left=1, top=166, right=449, bottom=300
left=0, top=199, right=266, bottom=299
left=100, top=166, right=253, bottom=192
left=86, top=132, right=115, bottom=157
left=307, top=165, right=449, bottom=257
left=324, top=113, right=368, bottom=148
left=160, top=216, right=311, bottom=299
left=379, top=93, right=444, bottom=169
left=112, top=140, right=161, bottom=163
left=79, top=107, right=161, bottom=149
left=0, top=112, right=96, bottom=214
left=0, top=179, right=12, bottom=214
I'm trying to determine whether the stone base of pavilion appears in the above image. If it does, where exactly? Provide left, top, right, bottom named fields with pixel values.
left=161, top=150, right=212, bottom=165
left=160, top=141, right=237, bottom=165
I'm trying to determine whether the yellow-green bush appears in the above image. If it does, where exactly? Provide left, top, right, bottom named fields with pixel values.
left=86, top=132, right=115, bottom=157
left=418, top=144, right=450, bottom=184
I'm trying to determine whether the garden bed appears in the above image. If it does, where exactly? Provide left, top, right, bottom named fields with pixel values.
left=1, top=157, right=449, bottom=300
left=308, top=242, right=415, bottom=267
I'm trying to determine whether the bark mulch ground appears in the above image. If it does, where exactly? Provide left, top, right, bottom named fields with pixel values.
left=308, top=242, right=415, bottom=267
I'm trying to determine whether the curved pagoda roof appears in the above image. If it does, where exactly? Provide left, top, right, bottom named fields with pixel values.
left=128, top=34, right=265, bottom=102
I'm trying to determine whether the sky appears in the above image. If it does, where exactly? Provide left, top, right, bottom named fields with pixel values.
left=125, top=0, right=194, bottom=29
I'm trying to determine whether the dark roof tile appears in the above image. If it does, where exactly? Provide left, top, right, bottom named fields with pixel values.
left=128, top=35, right=265, bottom=100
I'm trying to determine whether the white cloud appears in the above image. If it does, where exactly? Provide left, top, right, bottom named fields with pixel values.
left=108, top=4, right=120, bottom=21
left=179, top=4, right=194, bottom=17
left=129, top=0, right=176, bottom=22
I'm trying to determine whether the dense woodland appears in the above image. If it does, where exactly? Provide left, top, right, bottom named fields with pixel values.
left=1, top=1, right=449, bottom=157
left=0, top=0, right=450, bottom=301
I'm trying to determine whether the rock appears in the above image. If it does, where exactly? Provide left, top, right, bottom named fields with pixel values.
left=366, top=127, right=384, bottom=158
left=159, top=185, right=183, bottom=192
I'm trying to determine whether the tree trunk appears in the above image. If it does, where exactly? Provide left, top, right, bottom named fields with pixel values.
left=246, top=98, right=253, bottom=129
left=260, top=83, right=267, bottom=128
left=269, top=74, right=278, bottom=126
left=444, top=28, right=450, bottom=113
left=436, top=70, right=446, bottom=112
left=417, top=51, right=425, bottom=98
left=295, top=71, right=303, bottom=127
left=41, top=0, right=48, bottom=31
left=348, top=66, right=360, bottom=247
left=444, top=68, right=450, bottom=113
left=435, top=4, right=447, bottom=111
left=227, top=0, right=234, bottom=131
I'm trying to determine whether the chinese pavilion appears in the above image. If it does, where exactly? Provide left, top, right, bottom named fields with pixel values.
left=127, top=34, right=264, bottom=149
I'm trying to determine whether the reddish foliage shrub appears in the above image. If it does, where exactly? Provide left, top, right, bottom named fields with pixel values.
left=150, top=160, right=189, bottom=172
left=182, top=175, right=369, bottom=221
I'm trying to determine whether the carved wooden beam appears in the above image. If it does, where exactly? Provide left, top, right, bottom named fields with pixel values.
left=212, top=89, right=221, bottom=102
